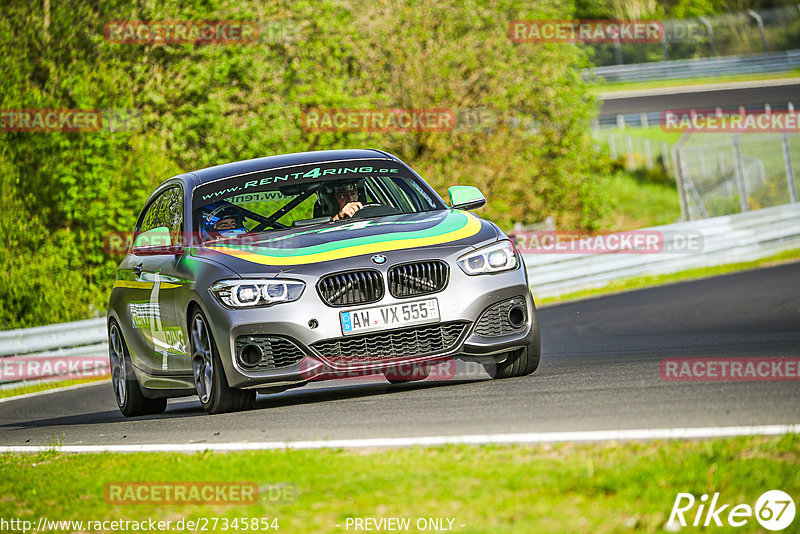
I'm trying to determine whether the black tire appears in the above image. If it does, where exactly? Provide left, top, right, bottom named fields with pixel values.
left=190, top=309, right=255, bottom=414
left=109, top=321, right=167, bottom=417
left=487, top=330, right=541, bottom=379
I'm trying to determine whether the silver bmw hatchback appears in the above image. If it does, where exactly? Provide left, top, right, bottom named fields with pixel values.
left=107, top=149, right=540, bottom=416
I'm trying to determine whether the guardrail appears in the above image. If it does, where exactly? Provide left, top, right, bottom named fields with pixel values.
left=587, top=50, right=800, bottom=83
left=0, top=318, right=108, bottom=388
left=524, top=203, right=800, bottom=298
left=0, top=318, right=106, bottom=357
left=2, top=203, right=800, bottom=385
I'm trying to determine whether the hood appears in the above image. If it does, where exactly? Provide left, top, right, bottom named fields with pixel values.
left=191, top=209, right=497, bottom=272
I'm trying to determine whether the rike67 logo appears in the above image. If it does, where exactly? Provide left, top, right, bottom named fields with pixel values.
left=668, top=490, right=795, bottom=531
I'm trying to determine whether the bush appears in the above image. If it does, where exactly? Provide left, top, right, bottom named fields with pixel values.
left=0, top=0, right=609, bottom=326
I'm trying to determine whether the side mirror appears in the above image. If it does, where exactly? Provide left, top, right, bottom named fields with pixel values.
left=132, top=227, right=182, bottom=255
left=448, top=185, right=486, bottom=211
left=132, top=244, right=184, bottom=256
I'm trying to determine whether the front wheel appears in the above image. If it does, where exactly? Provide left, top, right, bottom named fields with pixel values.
left=109, top=322, right=167, bottom=417
left=485, top=325, right=541, bottom=380
left=190, top=309, right=255, bottom=414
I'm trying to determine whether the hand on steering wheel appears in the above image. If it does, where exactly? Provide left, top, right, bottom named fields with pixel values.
left=333, top=202, right=363, bottom=221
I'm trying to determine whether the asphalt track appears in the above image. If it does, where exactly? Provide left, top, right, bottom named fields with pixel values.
left=1, top=262, right=799, bottom=449
left=599, top=79, right=800, bottom=115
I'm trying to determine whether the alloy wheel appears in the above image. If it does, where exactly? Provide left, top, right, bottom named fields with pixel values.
left=192, top=315, right=214, bottom=404
left=109, top=324, right=127, bottom=406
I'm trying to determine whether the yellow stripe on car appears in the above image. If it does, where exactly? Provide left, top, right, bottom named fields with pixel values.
left=206, top=214, right=483, bottom=266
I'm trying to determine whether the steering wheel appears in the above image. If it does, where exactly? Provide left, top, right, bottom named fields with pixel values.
left=352, top=203, right=402, bottom=218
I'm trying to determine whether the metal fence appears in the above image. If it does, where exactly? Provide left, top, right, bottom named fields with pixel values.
left=587, top=6, right=800, bottom=67
left=594, top=90, right=800, bottom=222
left=600, top=129, right=673, bottom=172
left=596, top=127, right=799, bottom=220
left=0, top=318, right=107, bottom=389
left=524, top=203, right=800, bottom=297
left=673, top=131, right=799, bottom=220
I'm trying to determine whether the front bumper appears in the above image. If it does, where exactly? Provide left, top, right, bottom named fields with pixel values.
left=202, top=253, right=538, bottom=389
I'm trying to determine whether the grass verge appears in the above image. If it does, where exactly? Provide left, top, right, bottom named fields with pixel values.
left=1, top=435, right=797, bottom=533
left=0, top=376, right=109, bottom=401
left=595, top=126, right=683, bottom=146
left=590, top=69, right=800, bottom=94
left=538, top=248, right=800, bottom=306
left=600, top=170, right=681, bottom=230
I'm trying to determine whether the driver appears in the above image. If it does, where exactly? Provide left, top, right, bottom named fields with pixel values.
left=200, top=202, right=249, bottom=241
left=319, top=180, right=363, bottom=221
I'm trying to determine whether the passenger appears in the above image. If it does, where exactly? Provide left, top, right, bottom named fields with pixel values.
left=200, top=202, right=249, bottom=240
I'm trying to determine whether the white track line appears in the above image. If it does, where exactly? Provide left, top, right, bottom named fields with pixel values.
left=1, top=424, right=796, bottom=453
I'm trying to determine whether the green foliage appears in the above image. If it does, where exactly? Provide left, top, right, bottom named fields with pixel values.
left=0, top=0, right=610, bottom=327
left=599, top=170, right=680, bottom=230
left=628, top=164, right=675, bottom=189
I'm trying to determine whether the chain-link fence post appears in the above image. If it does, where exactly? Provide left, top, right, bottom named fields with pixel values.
left=732, top=136, right=749, bottom=212
left=672, top=146, right=691, bottom=220
left=747, top=10, right=768, bottom=52
left=698, top=16, right=717, bottom=57
left=783, top=133, right=798, bottom=203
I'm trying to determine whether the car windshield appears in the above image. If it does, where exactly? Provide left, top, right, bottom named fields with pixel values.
left=191, top=162, right=446, bottom=243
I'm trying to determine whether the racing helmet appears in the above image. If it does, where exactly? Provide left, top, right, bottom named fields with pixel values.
left=200, top=201, right=248, bottom=240
left=317, top=179, right=364, bottom=216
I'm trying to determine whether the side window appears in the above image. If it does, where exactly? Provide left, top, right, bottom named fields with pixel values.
left=138, top=186, right=183, bottom=245
left=162, top=187, right=183, bottom=245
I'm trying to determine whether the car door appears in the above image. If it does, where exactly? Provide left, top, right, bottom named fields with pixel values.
left=128, top=185, right=191, bottom=375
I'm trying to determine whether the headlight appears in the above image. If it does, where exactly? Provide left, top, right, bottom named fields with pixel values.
left=210, top=279, right=305, bottom=308
left=457, top=240, right=519, bottom=275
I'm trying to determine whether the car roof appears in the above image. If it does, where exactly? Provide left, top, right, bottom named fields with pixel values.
left=188, top=149, right=397, bottom=185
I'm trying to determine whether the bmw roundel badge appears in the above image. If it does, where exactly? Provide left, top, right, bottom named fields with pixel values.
left=371, top=254, right=387, bottom=265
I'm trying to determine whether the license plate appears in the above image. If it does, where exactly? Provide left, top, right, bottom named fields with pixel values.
left=340, top=298, right=440, bottom=335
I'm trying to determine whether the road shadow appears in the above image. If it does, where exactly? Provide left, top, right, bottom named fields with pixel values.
left=0, top=377, right=489, bottom=433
